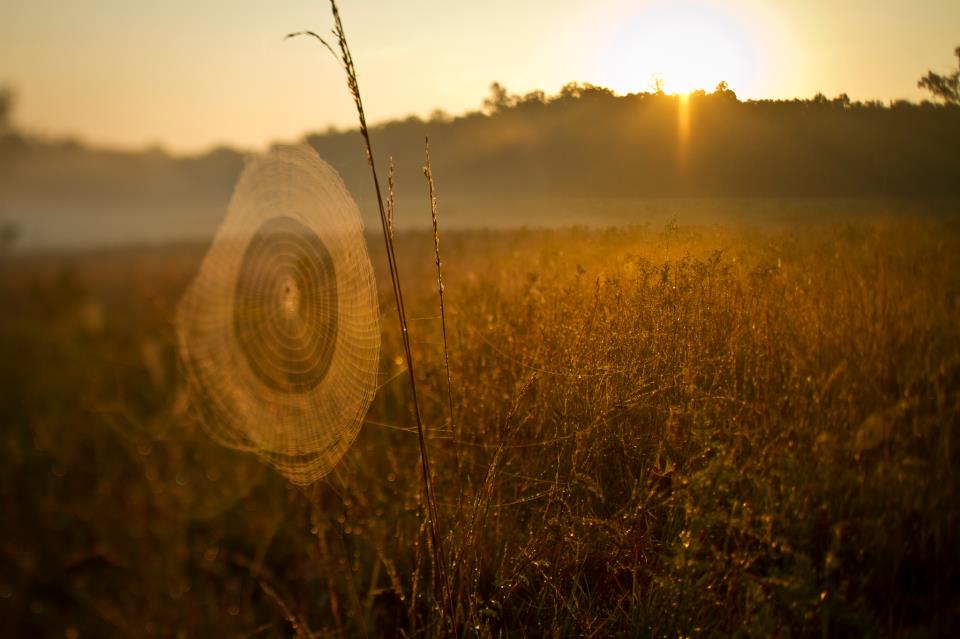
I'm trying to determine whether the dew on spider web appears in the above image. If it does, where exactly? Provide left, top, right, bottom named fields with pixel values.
left=176, top=144, right=381, bottom=484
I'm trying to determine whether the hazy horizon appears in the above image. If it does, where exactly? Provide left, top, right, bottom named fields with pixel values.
left=3, top=0, right=959, bottom=153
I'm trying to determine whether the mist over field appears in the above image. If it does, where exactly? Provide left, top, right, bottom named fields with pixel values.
left=2, top=84, right=959, bottom=250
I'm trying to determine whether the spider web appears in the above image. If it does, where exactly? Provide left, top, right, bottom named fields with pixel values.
left=176, top=144, right=381, bottom=484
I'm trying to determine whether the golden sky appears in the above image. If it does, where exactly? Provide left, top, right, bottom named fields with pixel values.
left=2, top=0, right=958, bottom=153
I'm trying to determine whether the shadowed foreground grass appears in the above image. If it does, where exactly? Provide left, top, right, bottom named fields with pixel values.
left=1, top=216, right=958, bottom=637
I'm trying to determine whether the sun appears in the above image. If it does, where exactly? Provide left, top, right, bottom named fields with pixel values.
left=599, top=1, right=758, bottom=95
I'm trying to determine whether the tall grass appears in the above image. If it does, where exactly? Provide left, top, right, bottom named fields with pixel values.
left=1, top=218, right=958, bottom=635
left=288, top=0, right=454, bottom=626
left=287, top=5, right=959, bottom=634
left=424, top=138, right=455, bottom=445
left=1, top=0, right=957, bottom=634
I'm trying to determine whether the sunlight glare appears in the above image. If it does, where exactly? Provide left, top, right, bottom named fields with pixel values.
left=601, top=1, right=758, bottom=95
left=677, top=92, right=691, bottom=166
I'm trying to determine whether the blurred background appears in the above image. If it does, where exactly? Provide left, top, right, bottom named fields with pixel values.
left=2, top=1, right=960, bottom=637
left=1, top=0, right=959, bottom=250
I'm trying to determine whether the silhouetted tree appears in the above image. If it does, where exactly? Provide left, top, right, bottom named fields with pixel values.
left=918, top=46, right=960, bottom=105
left=483, top=82, right=514, bottom=114
left=652, top=75, right=666, bottom=95
left=811, top=92, right=830, bottom=106
left=556, top=82, right=614, bottom=102
left=517, top=90, right=546, bottom=106
left=429, top=108, right=451, bottom=123
left=713, top=81, right=737, bottom=100
left=558, top=82, right=584, bottom=100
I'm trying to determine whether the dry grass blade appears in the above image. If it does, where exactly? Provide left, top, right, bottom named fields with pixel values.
left=424, top=138, right=456, bottom=443
left=387, top=156, right=396, bottom=241
left=284, top=30, right=341, bottom=69
left=257, top=579, right=317, bottom=639
left=289, top=0, right=453, bottom=627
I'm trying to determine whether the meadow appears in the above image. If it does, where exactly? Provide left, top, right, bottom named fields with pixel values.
left=2, top=213, right=958, bottom=637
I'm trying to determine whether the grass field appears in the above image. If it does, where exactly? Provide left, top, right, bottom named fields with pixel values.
left=1, top=214, right=959, bottom=637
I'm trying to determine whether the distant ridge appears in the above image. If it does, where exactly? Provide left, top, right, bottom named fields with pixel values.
left=2, top=84, right=959, bottom=248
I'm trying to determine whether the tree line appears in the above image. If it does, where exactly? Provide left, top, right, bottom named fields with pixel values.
left=0, top=48, right=958, bottom=240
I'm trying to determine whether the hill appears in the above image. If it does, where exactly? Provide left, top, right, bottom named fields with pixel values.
left=1, top=84, right=959, bottom=249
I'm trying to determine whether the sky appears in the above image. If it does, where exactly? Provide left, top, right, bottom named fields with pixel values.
left=1, top=0, right=958, bottom=153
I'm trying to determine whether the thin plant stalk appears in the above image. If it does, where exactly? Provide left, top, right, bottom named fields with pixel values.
left=423, top=139, right=456, bottom=450
left=386, top=157, right=396, bottom=242
left=424, top=139, right=464, bottom=622
left=287, top=0, right=453, bottom=627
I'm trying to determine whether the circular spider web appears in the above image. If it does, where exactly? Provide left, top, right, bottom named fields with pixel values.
left=176, top=144, right=380, bottom=485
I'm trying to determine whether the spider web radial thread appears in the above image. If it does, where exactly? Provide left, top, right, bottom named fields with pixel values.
left=176, top=144, right=381, bottom=485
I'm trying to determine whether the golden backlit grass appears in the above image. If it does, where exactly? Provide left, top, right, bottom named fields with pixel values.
left=1, top=216, right=958, bottom=636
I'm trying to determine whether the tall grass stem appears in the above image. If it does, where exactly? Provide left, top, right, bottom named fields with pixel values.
left=287, top=0, right=453, bottom=627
